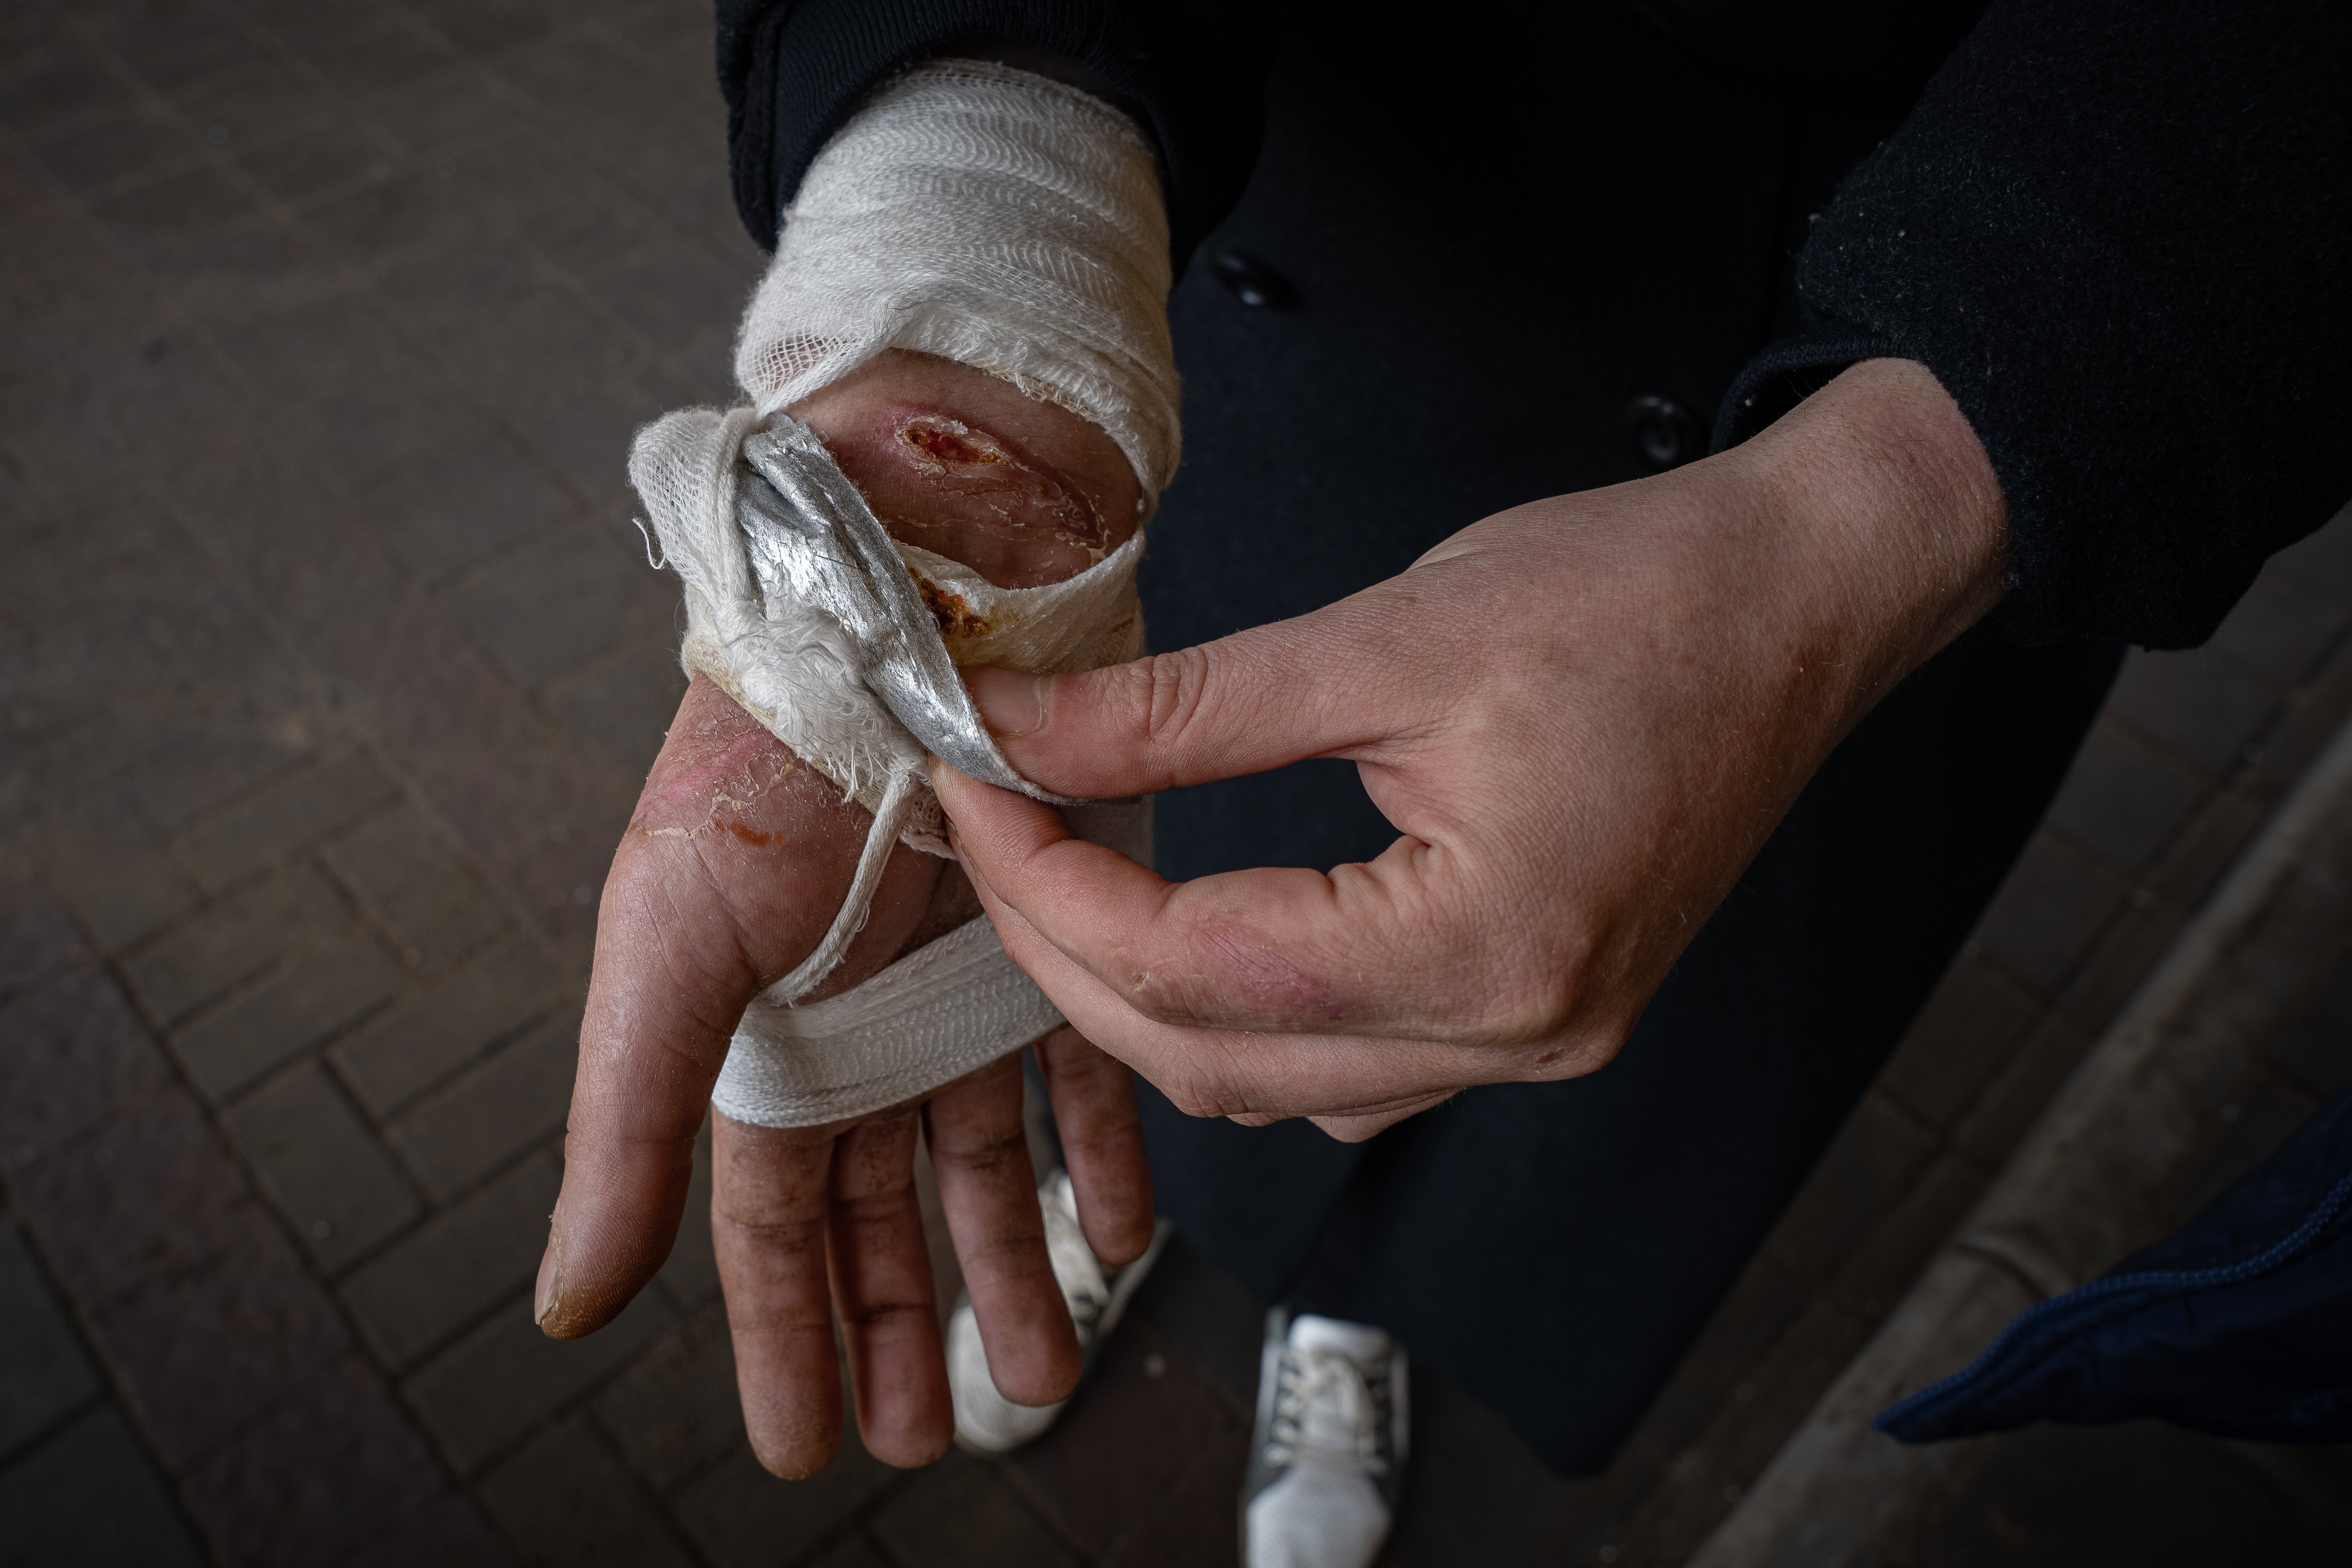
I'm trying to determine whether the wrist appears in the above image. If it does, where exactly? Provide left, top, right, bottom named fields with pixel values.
left=1739, top=357, right=2011, bottom=703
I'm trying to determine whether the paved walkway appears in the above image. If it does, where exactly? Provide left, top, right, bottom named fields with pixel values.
left=1, top=1, right=2347, bottom=1563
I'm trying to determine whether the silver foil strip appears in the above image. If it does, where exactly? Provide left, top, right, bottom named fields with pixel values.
left=735, top=419, right=1080, bottom=805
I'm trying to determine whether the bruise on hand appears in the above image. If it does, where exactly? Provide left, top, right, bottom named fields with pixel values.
left=823, top=405, right=1136, bottom=590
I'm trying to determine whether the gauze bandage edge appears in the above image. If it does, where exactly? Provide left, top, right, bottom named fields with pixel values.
left=735, top=57, right=1180, bottom=503
left=714, top=798, right=1151, bottom=1128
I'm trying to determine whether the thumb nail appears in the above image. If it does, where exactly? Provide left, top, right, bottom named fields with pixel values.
left=967, top=668, right=1047, bottom=738
left=533, top=1221, right=564, bottom=1331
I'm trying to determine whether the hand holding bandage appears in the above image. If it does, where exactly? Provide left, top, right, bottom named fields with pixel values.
left=539, top=61, right=1179, bottom=1478
left=937, top=358, right=2017, bottom=1142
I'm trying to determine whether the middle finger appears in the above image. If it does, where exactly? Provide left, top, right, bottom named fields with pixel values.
left=826, top=1108, right=954, bottom=1466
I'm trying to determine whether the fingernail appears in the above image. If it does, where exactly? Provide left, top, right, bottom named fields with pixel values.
left=967, top=667, right=1046, bottom=737
left=533, top=1221, right=563, bottom=1330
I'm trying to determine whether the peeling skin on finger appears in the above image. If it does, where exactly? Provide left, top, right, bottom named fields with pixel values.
left=629, top=681, right=806, bottom=845
left=821, top=402, right=1137, bottom=589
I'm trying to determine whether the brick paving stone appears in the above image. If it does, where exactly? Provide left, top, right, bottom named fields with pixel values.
left=2204, top=564, right=2350, bottom=686
left=592, top=1301, right=740, bottom=1490
left=174, top=57, right=331, bottom=146
left=543, top=635, right=690, bottom=782
left=2266, top=501, right=2352, bottom=609
left=676, top=1430, right=898, bottom=1568
left=2042, top=719, right=2209, bottom=871
left=2166, top=1072, right=2327, bottom=1228
left=1626, top=1253, right=1812, bottom=1471
left=1126, top=1237, right=1264, bottom=1411
left=176, top=747, right=403, bottom=893
left=582, top=240, right=754, bottom=360
left=1873, top=951, right=2043, bottom=1129
left=329, top=937, right=568, bottom=1117
left=870, top=1450, right=1082, bottom=1568
left=404, top=1286, right=673, bottom=1474
left=480, top=1416, right=696, bottom=1568
left=387, top=1010, right=576, bottom=1199
left=356, top=62, right=521, bottom=160
left=0, top=1218, right=101, bottom=1459
left=406, top=0, right=570, bottom=59
left=487, top=29, right=662, bottom=118
left=45, top=804, right=206, bottom=954
left=2106, top=647, right=2280, bottom=778
left=129, top=717, right=331, bottom=836
left=1953, top=1011, right=2102, bottom=1169
left=2148, top=782, right=2273, bottom=907
left=359, top=428, right=578, bottom=585
left=2050, top=891, right=2194, bottom=1039
left=809, top=1533, right=896, bottom=1568
left=1917, top=1422, right=2352, bottom=1568
left=91, top=1197, right=356, bottom=1468
left=343, top=1149, right=562, bottom=1368
left=28, top=109, right=199, bottom=193
left=0, top=54, right=139, bottom=141
left=1970, top=830, right=2132, bottom=996
left=1757, top=1092, right=1939, bottom=1286
left=1004, top=1316, right=1246, bottom=1560
left=231, top=114, right=398, bottom=209
left=0, top=1406, right=208, bottom=1567
left=0, top=963, right=183, bottom=1175
left=1102, top=1443, right=1248, bottom=1568
left=105, top=6, right=259, bottom=99
left=182, top=1353, right=510, bottom=1568
left=295, top=18, right=456, bottom=105
left=119, top=864, right=351, bottom=1024
left=0, top=882, right=89, bottom=1001
left=1380, top=1368, right=1618, bottom=1568
left=222, top=1060, right=422, bottom=1270
left=2265, top=948, right=2352, bottom=1099
left=2244, top=647, right=2352, bottom=796
left=325, top=803, right=515, bottom=971
left=170, top=927, right=405, bottom=1102
left=448, top=526, right=666, bottom=690
left=87, top=159, right=267, bottom=253
left=7, top=1080, right=252, bottom=1308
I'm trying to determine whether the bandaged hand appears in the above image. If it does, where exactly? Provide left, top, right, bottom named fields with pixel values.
left=936, top=359, right=2014, bottom=1141
left=537, top=353, right=1157, bottom=1476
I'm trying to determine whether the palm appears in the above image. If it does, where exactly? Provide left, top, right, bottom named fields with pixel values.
left=538, top=350, right=1157, bottom=1476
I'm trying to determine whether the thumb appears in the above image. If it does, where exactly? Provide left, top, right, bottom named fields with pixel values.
left=964, top=601, right=1414, bottom=799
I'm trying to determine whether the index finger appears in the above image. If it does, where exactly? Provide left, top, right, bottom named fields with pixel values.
left=539, top=682, right=931, bottom=1338
left=932, top=758, right=1556, bottom=1048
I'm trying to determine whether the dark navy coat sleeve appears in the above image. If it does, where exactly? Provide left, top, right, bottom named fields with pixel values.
left=1721, top=0, right=2352, bottom=651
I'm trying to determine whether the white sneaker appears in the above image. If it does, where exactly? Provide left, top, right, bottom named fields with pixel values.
left=946, top=1168, right=1172, bottom=1454
left=1240, top=1308, right=1410, bottom=1568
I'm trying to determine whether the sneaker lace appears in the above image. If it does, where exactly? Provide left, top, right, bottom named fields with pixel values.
left=1264, top=1344, right=1391, bottom=1477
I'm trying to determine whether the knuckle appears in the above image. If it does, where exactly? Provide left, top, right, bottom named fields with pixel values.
left=1470, top=943, right=1593, bottom=1047
left=1115, top=647, right=1219, bottom=764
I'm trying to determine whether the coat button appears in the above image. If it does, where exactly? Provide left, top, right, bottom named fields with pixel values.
left=1210, top=250, right=1294, bottom=308
left=1626, top=396, right=1703, bottom=469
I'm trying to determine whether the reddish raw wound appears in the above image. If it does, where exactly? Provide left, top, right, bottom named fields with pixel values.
left=893, top=413, right=1108, bottom=554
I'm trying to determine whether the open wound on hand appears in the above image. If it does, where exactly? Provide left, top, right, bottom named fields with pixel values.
left=828, top=408, right=1128, bottom=590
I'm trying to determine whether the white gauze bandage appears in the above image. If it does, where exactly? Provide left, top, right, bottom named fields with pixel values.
left=627, top=59, right=1175, bottom=1129
left=736, top=58, right=1180, bottom=498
